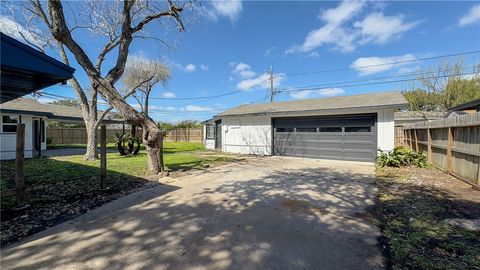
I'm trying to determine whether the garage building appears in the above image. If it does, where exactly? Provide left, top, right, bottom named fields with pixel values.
left=204, top=91, right=408, bottom=162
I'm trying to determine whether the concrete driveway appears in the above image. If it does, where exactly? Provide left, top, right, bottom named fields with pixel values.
left=1, top=157, right=383, bottom=270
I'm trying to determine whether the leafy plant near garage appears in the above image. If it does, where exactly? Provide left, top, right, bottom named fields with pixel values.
left=377, top=147, right=427, bottom=168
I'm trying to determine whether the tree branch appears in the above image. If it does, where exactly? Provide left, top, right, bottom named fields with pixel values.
left=48, top=0, right=99, bottom=78
left=95, top=38, right=121, bottom=71
left=57, top=42, right=91, bottom=116
left=105, top=0, right=185, bottom=84
left=95, top=74, right=154, bottom=126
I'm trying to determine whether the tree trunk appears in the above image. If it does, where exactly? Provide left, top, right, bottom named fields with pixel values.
left=142, top=123, right=164, bottom=174
left=84, top=121, right=98, bottom=160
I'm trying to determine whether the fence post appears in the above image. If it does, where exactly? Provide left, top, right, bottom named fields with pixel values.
left=15, top=124, right=26, bottom=209
left=407, top=129, right=411, bottom=150
left=427, top=128, right=432, bottom=163
left=100, top=125, right=107, bottom=189
left=447, top=127, right=453, bottom=173
left=414, top=129, right=419, bottom=152
left=187, top=128, right=190, bottom=142
left=61, top=127, right=64, bottom=144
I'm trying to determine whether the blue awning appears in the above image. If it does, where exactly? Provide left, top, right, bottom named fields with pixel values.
left=0, top=33, right=75, bottom=103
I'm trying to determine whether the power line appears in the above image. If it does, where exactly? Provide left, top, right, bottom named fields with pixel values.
left=278, top=65, right=477, bottom=93
left=281, top=50, right=480, bottom=77
left=276, top=71, right=477, bottom=94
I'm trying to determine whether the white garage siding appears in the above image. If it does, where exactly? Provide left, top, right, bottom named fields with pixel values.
left=217, top=107, right=395, bottom=157
left=222, top=116, right=272, bottom=155
left=0, top=114, right=47, bottom=160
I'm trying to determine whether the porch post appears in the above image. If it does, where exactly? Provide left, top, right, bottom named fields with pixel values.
left=100, top=124, right=107, bottom=189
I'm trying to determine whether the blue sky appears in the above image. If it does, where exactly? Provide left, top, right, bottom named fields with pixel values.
left=2, top=1, right=480, bottom=122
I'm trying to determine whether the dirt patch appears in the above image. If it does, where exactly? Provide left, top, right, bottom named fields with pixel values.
left=374, top=166, right=480, bottom=269
left=282, top=199, right=331, bottom=216
left=0, top=177, right=157, bottom=247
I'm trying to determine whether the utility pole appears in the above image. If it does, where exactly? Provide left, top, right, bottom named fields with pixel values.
left=269, top=65, right=274, bottom=103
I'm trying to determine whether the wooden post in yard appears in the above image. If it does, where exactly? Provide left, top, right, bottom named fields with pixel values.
left=414, top=129, right=419, bottom=152
left=427, top=128, right=432, bottom=163
left=100, top=124, right=107, bottom=189
left=447, top=127, right=453, bottom=173
left=15, top=124, right=26, bottom=208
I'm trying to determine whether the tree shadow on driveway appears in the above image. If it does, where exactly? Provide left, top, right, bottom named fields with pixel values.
left=1, top=159, right=383, bottom=270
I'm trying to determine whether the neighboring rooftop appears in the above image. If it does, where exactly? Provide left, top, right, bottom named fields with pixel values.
left=394, top=111, right=446, bottom=121
left=0, top=33, right=75, bottom=103
left=216, top=91, right=409, bottom=117
left=0, top=98, right=122, bottom=123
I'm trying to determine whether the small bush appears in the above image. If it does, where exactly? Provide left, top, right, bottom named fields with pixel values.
left=377, top=147, right=427, bottom=168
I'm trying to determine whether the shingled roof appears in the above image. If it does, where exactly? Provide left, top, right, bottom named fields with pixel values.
left=0, top=98, right=122, bottom=123
left=216, top=91, right=409, bottom=117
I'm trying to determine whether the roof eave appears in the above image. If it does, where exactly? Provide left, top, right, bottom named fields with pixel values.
left=215, top=102, right=409, bottom=118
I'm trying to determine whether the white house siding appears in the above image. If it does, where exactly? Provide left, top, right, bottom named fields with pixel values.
left=216, top=106, right=396, bottom=157
left=0, top=113, right=47, bottom=160
left=376, top=107, right=395, bottom=152
left=222, top=116, right=272, bottom=155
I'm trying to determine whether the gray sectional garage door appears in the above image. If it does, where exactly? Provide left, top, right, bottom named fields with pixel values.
left=273, top=115, right=376, bottom=162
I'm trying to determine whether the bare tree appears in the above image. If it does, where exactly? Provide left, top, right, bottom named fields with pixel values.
left=13, top=0, right=187, bottom=174
left=122, top=56, right=170, bottom=117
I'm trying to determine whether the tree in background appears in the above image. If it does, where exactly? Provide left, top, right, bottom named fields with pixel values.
left=11, top=0, right=187, bottom=174
left=157, top=121, right=176, bottom=131
left=49, top=98, right=80, bottom=107
left=157, top=120, right=202, bottom=130
left=176, top=120, right=202, bottom=128
left=122, top=56, right=170, bottom=117
left=403, top=60, right=480, bottom=111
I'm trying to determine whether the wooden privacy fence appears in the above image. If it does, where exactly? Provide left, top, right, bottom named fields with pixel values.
left=403, top=113, right=480, bottom=186
left=47, top=127, right=203, bottom=144
left=394, top=126, right=405, bottom=147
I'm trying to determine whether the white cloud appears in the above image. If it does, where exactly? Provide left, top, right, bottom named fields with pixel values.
left=0, top=16, right=43, bottom=48
left=184, top=105, right=214, bottom=112
left=130, top=103, right=178, bottom=111
left=350, top=54, right=416, bottom=75
left=162, top=106, right=178, bottom=111
left=184, top=63, right=196, bottom=72
left=286, top=1, right=420, bottom=54
left=290, top=88, right=345, bottom=99
left=162, top=92, right=177, bottom=98
left=286, top=1, right=364, bottom=53
left=264, top=46, right=277, bottom=57
left=354, top=12, right=420, bottom=44
left=236, top=73, right=285, bottom=91
left=211, top=0, right=243, bottom=22
left=230, top=62, right=285, bottom=91
left=233, top=62, right=256, bottom=78
left=167, top=61, right=203, bottom=73
left=459, top=4, right=480, bottom=26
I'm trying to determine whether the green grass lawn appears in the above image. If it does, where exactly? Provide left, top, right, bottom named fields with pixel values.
left=49, top=141, right=205, bottom=153
left=1, top=142, right=229, bottom=191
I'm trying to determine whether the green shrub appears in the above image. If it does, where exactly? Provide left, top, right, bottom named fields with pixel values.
left=377, top=147, right=427, bottom=168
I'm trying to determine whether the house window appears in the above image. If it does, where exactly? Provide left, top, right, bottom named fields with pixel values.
left=296, top=127, right=317, bottom=132
left=345, top=127, right=371, bottom=132
left=206, top=124, right=215, bottom=139
left=2, top=115, right=18, bottom=133
left=276, top=127, right=294, bottom=132
left=318, top=127, right=342, bottom=132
